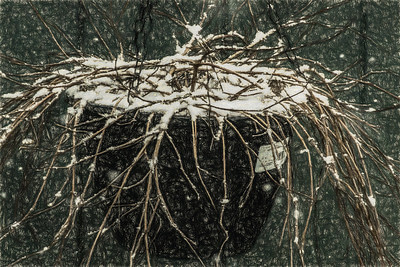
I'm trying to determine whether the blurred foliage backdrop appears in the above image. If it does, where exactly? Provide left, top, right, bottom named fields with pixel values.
left=1, top=0, right=400, bottom=266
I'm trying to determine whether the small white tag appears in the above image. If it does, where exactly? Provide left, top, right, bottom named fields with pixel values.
left=255, top=138, right=289, bottom=173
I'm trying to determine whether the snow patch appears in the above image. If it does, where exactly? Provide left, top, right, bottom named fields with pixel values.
left=1, top=92, right=24, bottom=98
left=368, top=195, right=376, bottom=207
left=220, top=198, right=230, bottom=204
left=323, top=155, right=334, bottom=165
left=22, top=138, right=34, bottom=145
left=299, top=149, right=309, bottom=154
left=294, top=210, right=300, bottom=220
left=33, top=88, right=50, bottom=99
left=186, top=24, right=202, bottom=37
left=11, top=221, right=20, bottom=229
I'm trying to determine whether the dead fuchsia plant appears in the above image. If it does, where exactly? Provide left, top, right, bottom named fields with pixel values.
left=1, top=1, right=400, bottom=266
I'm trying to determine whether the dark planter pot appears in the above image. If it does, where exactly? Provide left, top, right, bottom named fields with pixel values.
left=80, top=105, right=291, bottom=259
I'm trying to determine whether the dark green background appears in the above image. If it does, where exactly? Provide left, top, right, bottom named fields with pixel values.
left=1, top=0, right=400, bottom=265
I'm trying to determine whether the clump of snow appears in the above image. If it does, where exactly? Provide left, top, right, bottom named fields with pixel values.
left=368, top=57, right=376, bottom=63
left=250, top=29, right=275, bottom=46
left=11, top=221, right=20, bottom=229
left=186, top=24, right=202, bottom=37
left=252, top=31, right=267, bottom=44
left=332, top=171, right=340, bottom=180
left=33, top=88, right=50, bottom=99
left=67, top=107, right=76, bottom=115
left=75, top=196, right=82, bottom=206
left=69, top=155, right=77, bottom=167
left=89, top=163, right=96, bottom=172
left=38, top=247, right=49, bottom=254
left=294, top=210, right=300, bottom=220
left=1, top=92, right=24, bottom=98
left=299, top=149, right=309, bottom=154
left=148, top=158, right=158, bottom=172
left=22, top=138, right=34, bottom=145
left=221, top=198, right=230, bottom=204
left=368, top=195, right=376, bottom=207
left=80, top=56, right=132, bottom=69
left=323, top=155, right=335, bottom=165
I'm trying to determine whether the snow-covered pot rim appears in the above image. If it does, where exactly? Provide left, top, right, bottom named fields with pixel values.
left=59, top=55, right=329, bottom=122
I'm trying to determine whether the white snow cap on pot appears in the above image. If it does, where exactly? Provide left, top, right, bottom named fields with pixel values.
left=27, top=28, right=331, bottom=123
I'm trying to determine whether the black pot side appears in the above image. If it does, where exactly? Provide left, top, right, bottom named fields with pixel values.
left=79, top=105, right=291, bottom=259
